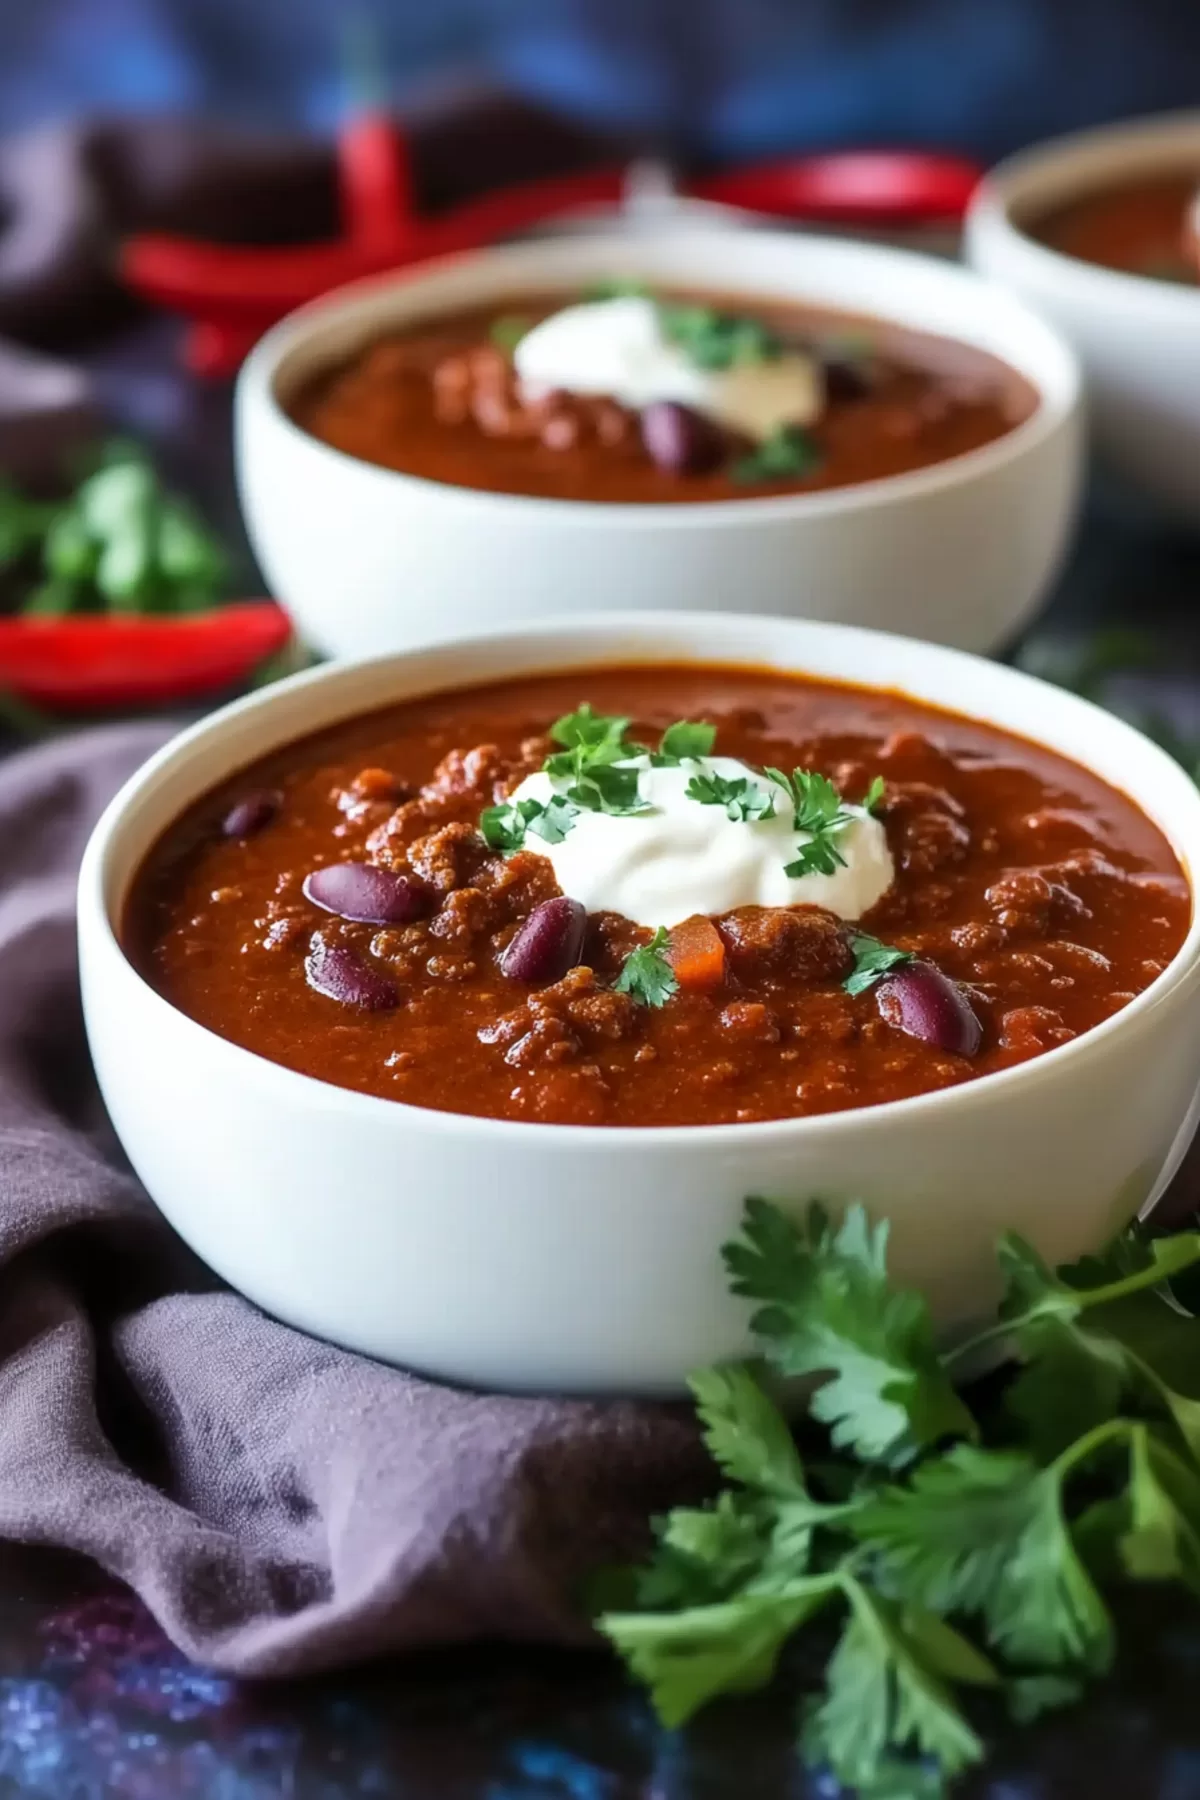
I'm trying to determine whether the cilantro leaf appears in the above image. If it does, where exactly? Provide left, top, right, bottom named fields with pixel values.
left=489, top=313, right=532, bottom=354
left=657, top=719, right=717, bottom=763
left=724, top=1201, right=975, bottom=1467
left=685, top=769, right=776, bottom=822
left=767, top=767, right=858, bottom=879
left=732, top=425, right=822, bottom=485
left=850, top=1442, right=1114, bottom=1673
left=658, top=303, right=784, bottom=371
left=614, top=927, right=679, bottom=1008
left=863, top=774, right=887, bottom=813
left=689, top=1364, right=808, bottom=1499
left=543, top=704, right=651, bottom=816
left=602, top=1582, right=834, bottom=1729
left=1119, top=1426, right=1200, bottom=1593
left=803, top=1581, right=991, bottom=1797
left=478, top=794, right=578, bottom=852
left=845, top=932, right=916, bottom=997
left=547, top=703, right=640, bottom=763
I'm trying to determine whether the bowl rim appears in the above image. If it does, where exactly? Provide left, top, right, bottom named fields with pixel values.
left=968, top=108, right=1200, bottom=318
left=236, top=226, right=1080, bottom=531
left=80, top=609, right=1200, bottom=1154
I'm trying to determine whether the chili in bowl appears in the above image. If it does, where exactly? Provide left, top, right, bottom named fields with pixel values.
left=79, top=612, right=1200, bottom=1394
left=236, top=230, right=1081, bottom=661
left=967, top=111, right=1200, bottom=522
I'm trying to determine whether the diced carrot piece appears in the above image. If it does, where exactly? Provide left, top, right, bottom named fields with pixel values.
left=667, top=914, right=727, bottom=991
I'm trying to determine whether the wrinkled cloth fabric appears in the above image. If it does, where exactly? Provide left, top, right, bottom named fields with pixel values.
left=0, top=723, right=705, bottom=1677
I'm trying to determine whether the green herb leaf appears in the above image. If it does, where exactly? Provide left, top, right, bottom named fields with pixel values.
left=731, top=425, right=822, bottom=486
left=601, top=1197, right=1200, bottom=1799
left=659, top=303, right=784, bottom=371
left=685, top=769, right=776, bottom=822
left=489, top=313, right=532, bottom=354
left=603, top=1582, right=835, bottom=1730
left=657, top=719, right=717, bottom=763
left=584, top=277, right=653, bottom=301
left=803, top=1581, right=989, bottom=1795
left=724, top=1201, right=976, bottom=1467
left=845, top=932, right=915, bottom=997
left=863, top=774, right=887, bottom=814
left=767, top=767, right=857, bottom=879
left=614, top=926, right=679, bottom=1008
left=478, top=794, right=578, bottom=852
left=543, top=704, right=650, bottom=816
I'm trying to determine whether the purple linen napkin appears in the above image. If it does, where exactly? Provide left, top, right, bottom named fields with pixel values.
left=0, top=723, right=705, bottom=1676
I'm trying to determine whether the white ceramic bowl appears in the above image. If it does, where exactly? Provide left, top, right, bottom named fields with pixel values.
left=967, top=111, right=1200, bottom=521
left=79, top=611, right=1200, bottom=1395
left=235, top=231, right=1082, bottom=661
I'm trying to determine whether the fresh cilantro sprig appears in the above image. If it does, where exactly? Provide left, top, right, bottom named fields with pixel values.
left=479, top=794, right=578, bottom=853
left=654, top=719, right=717, bottom=764
left=845, top=931, right=915, bottom=996
left=732, top=425, right=822, bottom=486
left=685, top=770, right=776, bottom=823
left=614, top=926, right=679, bottom=1008
left=543, top=704, right=651, bottom=818
left=768, top=768, right=856, bottom=878
left=0, top=442, right=228, bottom=617
left=658, top=302, right=784, bottom=371
left=489, top=313, right=532, bottom=355
left=599, top=1198, right=1200, bottom=1799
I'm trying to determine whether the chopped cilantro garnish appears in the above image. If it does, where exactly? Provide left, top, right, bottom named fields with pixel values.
left=599, top=1197, right=1200, bottom=1798
left=732, top=425, right=822, bottom=486
left=659, top=302, right=784, bottom=371
left=844, top=931, right=914, bottom=996
left=614, top=926, right=679, bottom=1008
left=584, top=277, right=653, bottom=301
left=489, top=313, right=532, bottom=354
left=479, top=794, right=578, bottom=852
left=863, top=774, right=886, bottom=814
left=768, top=768, right=856, bottom=879
left=685, top=769, right=776, bottom=823
left=544, top=704, right=651, bottom=818
left=656, top=719, right=717, bottom=764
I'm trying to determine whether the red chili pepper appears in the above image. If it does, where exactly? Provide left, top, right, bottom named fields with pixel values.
left=0, top=601, right=293, bottom=710
left=692, top=152, right=982, bottom=228
left=120, top=166, right=629, bottom=319
left=339, top=111, right=414, bottom=253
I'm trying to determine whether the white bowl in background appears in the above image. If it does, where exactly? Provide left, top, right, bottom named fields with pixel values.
left=967, top=111, right=1200, bottom=521
left=235, top=231, right=1082, bottom=662
left=79, top=611, right=1200, bottom=1395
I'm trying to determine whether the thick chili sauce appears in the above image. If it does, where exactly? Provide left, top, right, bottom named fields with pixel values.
left=1028, top=174, right=1199, bottom=283
left=289, top=294, right=1037, bottom=504
left=125, top=666, right=1190, bottom=1129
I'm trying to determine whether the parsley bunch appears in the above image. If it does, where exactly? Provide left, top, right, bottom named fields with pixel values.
left=600, top=1200, right=1200, bottom=1798
left=0, top=442, right=227, bottom=617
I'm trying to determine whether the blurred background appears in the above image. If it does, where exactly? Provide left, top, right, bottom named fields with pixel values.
left=2, top=0, right=1198, bottom=158
left=0, top=0, right=1197, bottom=725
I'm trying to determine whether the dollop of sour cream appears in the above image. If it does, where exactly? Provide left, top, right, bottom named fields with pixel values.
left=507, top=756, right=893, bottom=930
left=513, top=296, right=823, bottom=443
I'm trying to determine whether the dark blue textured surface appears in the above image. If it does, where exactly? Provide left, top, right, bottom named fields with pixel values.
left=3, top=0, right=1200, bottom=157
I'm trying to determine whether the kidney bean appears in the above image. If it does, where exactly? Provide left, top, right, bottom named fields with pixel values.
left=500, top=897, right=587, bottom=984
left=875, top=960, right=982, bottom=1057
left=640, top=401, right=727, bottom=476
left=822, top=357, right=872, bottom=403
left=221, top=788, right=281, bottom=839
left=303, top=862, right=428, bottom=925
left=305, top=939, right=398, bottom=1010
